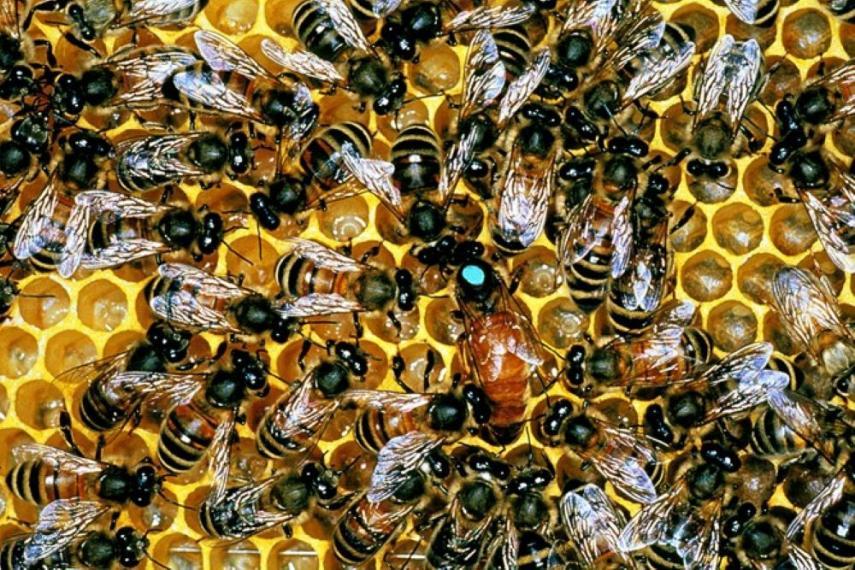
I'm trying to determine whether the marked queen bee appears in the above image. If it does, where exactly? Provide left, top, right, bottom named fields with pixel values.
left=144, top=262, right=363, bottom=339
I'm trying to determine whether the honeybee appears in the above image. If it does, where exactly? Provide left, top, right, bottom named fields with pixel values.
left=56, top=320, right=195, bottom=432
left=256, top=342, right=368, bottom=459
left=721, top=0, right=779, bottom=26
left=156, top=348, right=268, bottom=475
left=454, top=257, right=545, bottom=444
left=333, top=433, right=446, bottom=567
left=6, top=436, right=162, bottom=508
left=560, top=483, right=636, bottom=569
left=199, top=462, right=347, bottom=540
left=114, top=130, right=252, bottom=193
left=12, top=176, right=80, bottom=273
left=770, top=266, right=855, bottom=389
left=0, top=499, right=110, bottom=569
left=822, top=0, right=855, bottom=22
left=276, top=238, right=415, bottom=335
left=728, top=507, right=821, bottom=570
left=145, top=262, right=362, bottom=338
left=164, top=30, right=318, bottom=143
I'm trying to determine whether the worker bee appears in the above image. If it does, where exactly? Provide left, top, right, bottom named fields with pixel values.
left=333, top=433, right=448, bottom=567
left=391, top=123, right=441, bottom=196
left=560, top=483, right=636, bottom=569
left=56, top=190, right=233, bottom=278
left=56, top=320, right=193, bottom=432
left=721, top=0, right=779, bottom=26
left=275, top=238, right=415, bottom=335
left=114, top=129, right=252, bottom=193
left=144, top=262, right=362, bottom=338
left=782, top=457, right=855, bottom=569
left=6, top=433, right=162, bottom=508
left=822, top=0, right=855, bottom=22
left=256, top=341, right=367, bottom=459
left=727, top=506, right=821, bottom=569
left=156, top=348, right=268, bottom=475
left=454, top=256, right=545, bottom=444
left=13, top=175, right=81, bottom=273
left=163, top=30, right=318, bottom=143
left=199, top=461, right=348, bottom=540
left=425, top=447, right=510, bottom=569
left=770, top=266, right=855, bottom=391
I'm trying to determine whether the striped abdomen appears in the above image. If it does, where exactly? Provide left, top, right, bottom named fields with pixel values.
left=157, top=399, right=220, bottom=472
left=300, top=122, right=372, bottom=190
left=391, top=124, right=441, bottom=194
left=275, top=252, right=350, bottom=297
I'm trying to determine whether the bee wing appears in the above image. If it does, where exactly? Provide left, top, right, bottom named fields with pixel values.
left=810, top=58, right=855, bottom=90
left=771, top=267, right=848, bottom=354
left=23, top=499, right=109, bottom=564
left=800, top=189, right=855, bottom=274
left=74, top=190, right=170, bottom=217
left=675, top=502, right=721, bottom=570
left=109, top=371, right=202, bottom=409
left=150, top=289, right=239, bottom=332
left=460, top=30, right=506, bottom=119
left=276, top=293, right=364, bottom=318
left=694, top=34, right=733, bottom=125
left=725, top=39, right=762, bottom=132
left=119, top=0, right=202, bottom=26
left=54, top=351, right=130, bottom=386
left=285, top=238, right=366, bottom=273
left=13, top=178, right=58, bottom=261
left=788, top=545, right=822, bottom=570
left=58, top=197, right=93, bottom=279
left=653, top=299, right=697, bottom=328
left=368, top=432, right=441, bottom=503
left=369, top=0, right=402, bottom=17
left=339, top=143, right=403, bottom=215
left=768, top=389, right=843, bottom=460
left=559, top=194, right=597, bottom=266
left=562, top=0, right=617, bottom=34
left=194, top=30, right=272, bottom=81
left=610, top=194, right=634, bottom=278
left=342, top=390, right=433, bottom=413
left=445, top=4, right=534, bottom=33
left=623, top=40, right=695, bottom=104
left=81, top=238, right=171, bottom=270
left=619, top=481, right=686, bottom=553
left=267, top=379, right=339, bottom=441
left=703, top=369, right=790, bottom=423
left=11, top=444, right=104, bottom=473
left=260, top=38, right=344, bottom=84
left=613, top=324, right=690, bottom=387
left=0, top=0, right=19, bottom=37
left=561, top=484, right=626, bottom=566
left=611, top=3, right=665, bottom=72
left=723, top=0, right=759, bottom=23
left=614, top=228, right=669, bottom=313
left=495, top=150, right=553, bottom=250
left=491, top=518, right=519, bottom=570
left=786, top=471, right=846, bottom=540
left=698, top=341, right=773, bottom=386
left=319, top=0, right=371, bottom=52
left=116, top=134, right=210, bottom=191
left=105, top=48, right=199, bottom=108
left=438, top=125, right=479, bottom=201
left=498, top=49, right=551, bottom=127
left=206, top=413, right=236, bottom=509
left=158, top=263, right=250, bottom=298
left=171, top=67, right=264, bottom=122
left=594, top=422, right=658, bottom=504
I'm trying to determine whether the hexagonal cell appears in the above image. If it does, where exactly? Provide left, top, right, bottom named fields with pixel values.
left=680, top=251, right=733, bottom=302
left=770, top=204, right=817, bottom=256
left=743, top=157, right=793, bottom=206
left=798, top=251, right=846, bottom=295
left=271, top=540, right=319, bottom=570
left=329, top=441, right=376, bottom=492
left=44, top=330, right=98, bottom=378
left=670, top=201, right=707, bottom=253
left=210, top=541, right=260, bottom=569
left=512, top=246, right=562, bottom=297
left=843, top=21, right=855, bottom=57
left=153, top=534, right=202, bottom=570
left=15, top=380, right=65, bottom=430
left=424, top=297, right=465, bottom=345
left=537, top=298, right=588, bottom=349
left=395, top=343, right=447, bottom=393
left=737, top=253, right=786, bottom=304
left=688, top=164, right=737, bottom=203
left=18, top=277, right=70, bottom=328
left=0, top=327, right=37, bottom=378
left=317, top=196, right=369, bottom=242
left=724, top=12, right=777, bottom=50
left=764, top=310, right=799, bottom=356
left=377, top=100, right=430, bottom=141
left=225, top=235, right=279, bottom=295
left=712, top=203, right=763, bottom=255
left=708, top=301, right=758, bottom=352
left=205, top=0, right=257, bottom=34
left=671, top=5, right=720, bottom=53
left=782, top=9, right=832, bottom=59
left=78, top=279, right=127, bottom=331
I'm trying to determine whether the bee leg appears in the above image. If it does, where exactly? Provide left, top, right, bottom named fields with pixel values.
left=423, top=347, right=436, bottom=392
left=507, top=266, right=524, bottom=295
left=297, top=338, right=313, bottom=371
left=391, top=353, right=414, bottom=393
left=62, top=31, right=102, bottom=58
left=94, top=434, right=106, bottom=461
left=282, top=523, right=293, bottom=538
left=109, top=510, right=120, bottom=531
left=387, top=309, right=402, bottom=338
left=22, top=0, right=68, bottom=30
left=59, top=411, right=86, bottom=457
left=352, top=312, right=364, bottom=340
left=32, top=39, right=57, bottom=67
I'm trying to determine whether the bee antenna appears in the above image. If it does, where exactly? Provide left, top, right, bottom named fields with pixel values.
left=158, top=489, right=196, bottom=511
left=145, top=550, right=172, bottom=570
left=222, top=240, right=253, bottom=265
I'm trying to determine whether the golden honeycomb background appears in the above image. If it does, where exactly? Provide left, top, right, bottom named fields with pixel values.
left=0, top=0, right=853, bottom=567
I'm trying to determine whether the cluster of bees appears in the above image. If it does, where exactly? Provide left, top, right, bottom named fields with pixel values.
left=0, top=0, right=852, bottom=566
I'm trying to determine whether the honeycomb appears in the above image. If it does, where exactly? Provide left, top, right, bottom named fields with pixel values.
left=0, top=0, right=852, bottom=568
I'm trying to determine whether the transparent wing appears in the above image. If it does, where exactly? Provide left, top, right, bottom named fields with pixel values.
left=788, top=545, right=822, bottom=570
left=676, top=501, right=721, bottom=570
left=786, top=471, right=845, bottom=540
left=23, top=500, right=109, bottom=564
left=460, top=30, right=506, bottom=119
left=370, top=0, right=401, bottom=17
left=368, top=432, right=441, bottom=503
left=697, top=341, right=773, bottom=386
left=58, top=197, right=92, bottom=279
left=150, top=289, right=239, bottom=332
left=800, top=189, right=855, bottom=274
left=339, top=143, right=402, bottom=214
left=495, top=150, right=552, bottom=250
left=319, top=0, right=371, bottom=52
left=266, top=379, right=339, bottom=442
left=610, top=3, right=665, bottom=72
left=0, top=0, right=18, bottom=37
left=612, top=324, right=692, bottom=387
left=768, top=389, right=845, bottom=460
left=275, top=293, right=363, bottom=317
left=444, top=4, right=534, bottom=32
left=260, top=38, right=344, bottom=84
left=120, top=0, right=202, bottom=26
left=13, top=178, right=58, bottom=261
left=619, top=481, right=686, bottom=553
left=498, top=49, right=551, bottom=126
left=285, top=238, right=366, bottom=273
left=172, top=67, right=264, bottom=121
left=109, top=371, right=202, bottom=410
left=610, top=194, right=634, bottom=278
left=206, top=414, right=236, bottom=508
left=116, top=134, right=210, bottom=191
left=593, top=423, right=658, bottom=504
left=623, top=40, right=694, bottom=103
left=158, top=264, right=249, bottom=299
left=724, top=0, right=759, bottom=23
left=73, top=190, right=169, bottom=217
left=12, top=444, right=103, bottom=473
left=703, top=369, right=790, bottom=423
left=105, top=48, right=199, bottom=108
left=612, top=225, right=669, bottom=313
left=81, top=238, right=171, bottom=270
left=561, top=484, right=626, bottom=566
left=438, top=126, right=479, bottom=200
left=725, top=39, right=762, bottom=131
left=559, top=194, right=597, bottom=267
left=694, top=34, right=733, bottom=125
left=54, top=351, right=130, bottom=386
left=342, top=390, right=433, bottom=413
left=194, top=30, right=271, bottom=80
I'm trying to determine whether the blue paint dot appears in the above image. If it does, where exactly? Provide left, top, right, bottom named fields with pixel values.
left=462, top=264, right=485, bottom=286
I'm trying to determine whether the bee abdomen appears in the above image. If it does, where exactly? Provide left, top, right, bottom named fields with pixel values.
left=6, top=460, right=53, bottom=505
left=749, top=407, right=800, bottom=457
left=80, top=384, right=124, bottom=432
left=493, top=25, right=531, bottom=80
left=391, top=124, right=441, bottom=194
left=333, top=507, right=382, bottom=565
left=566, top=252, right=610, bottom=312
left=292, top=0, right=350, bottom=62
left=300, top=122, right=372, bottom=189
left=354, top=410, right=388, bottom=454
left=812, top=498, right=855, bottom=568
left=157, top=408, right=213, bottom=472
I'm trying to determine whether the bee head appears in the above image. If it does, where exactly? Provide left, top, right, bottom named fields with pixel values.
left=373, top=75, right=407, bottom=115
left=427, top=393, right=467, bottom=432
left=187, top=133, right=228, bottom=173
left=145, top=321, right=192, bottom=363
left=456, top=259, right=497, bottom=304
left=232, top=294, right=276, bottom=333
left=196, top=212, right=224, bottom=256
left=302, top=462, right=338, bottom=501
left=462, top=384, right=491, bottom=425
left=313, top=360, right=351, bottom=397
left=564, top=344, right=586, bottom=387
left=51, top=73, right=85, bottom=117
left=115, top=526, right=147, bottom=568
left=334, top=341, right=368, bottom=376
left=77, top=531, right=118, bottom=568
left=130, top=464, right=160, bottom=507
left=542, top=398, right=573, bottom=437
